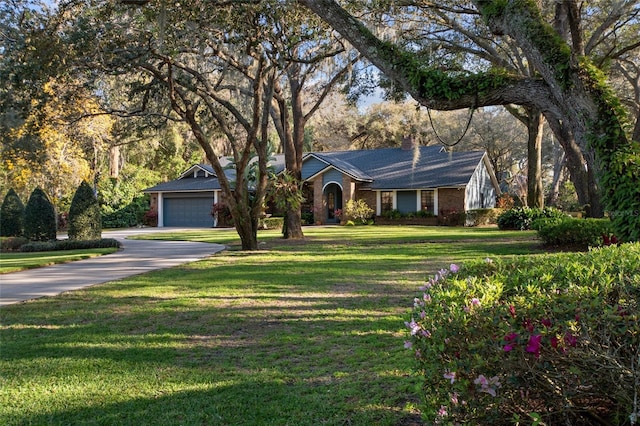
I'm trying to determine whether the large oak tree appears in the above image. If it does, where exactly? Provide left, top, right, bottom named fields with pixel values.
left=298, top=0, right=640, bottom=241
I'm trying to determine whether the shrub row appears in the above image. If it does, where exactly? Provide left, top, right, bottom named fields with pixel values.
left=19, top=238, right=121, bottom=252
left=536, top=217, right=615, bottom=249
left=405, top=243, right=639, bottom=425
left=497, top=206, right=567, bottom=230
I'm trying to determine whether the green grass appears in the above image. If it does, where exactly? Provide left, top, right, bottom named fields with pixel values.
left=0, top=226, right=541, bottom=425
left=0, top=248, right=118, bottom=274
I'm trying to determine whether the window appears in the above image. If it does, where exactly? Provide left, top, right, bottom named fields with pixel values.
left=381, top=191, right=393, bottom=213
left=421, top=190, right=435, bottom=214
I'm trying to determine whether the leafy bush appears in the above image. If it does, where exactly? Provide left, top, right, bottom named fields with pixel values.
left=1, top=188, right=25, bottom=237
left=102, top=196, right=149, bottom=228
left=343, top=199, right=374, bottom=225
left=497, top=206, right=567, bottom=230
left=465, top=208, right=503, bottom=226
left=405, top=244, right=640, bottom=425
left=381, top=209, right=403, bottom=219
left=259, top=216, right=284, bottom=230
left=537, top=217, right=615, bottom=249
left=24, top=187, right=57, bottom=241
left=301, top=211, right=314, bottom=225
left=68, top=181, right=102, bottom=240
left=438, top=209, right=466, bottom=226
left=20, top=238, right=121, bottom=252
left=1, top=236, right=29, bottom=252
left=143, top=210, right=158, bottom=227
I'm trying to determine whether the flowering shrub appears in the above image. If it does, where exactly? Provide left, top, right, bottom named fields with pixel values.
left=343, top=199, right=374, bottom=225
left=405, top=243, right=640, bottom=425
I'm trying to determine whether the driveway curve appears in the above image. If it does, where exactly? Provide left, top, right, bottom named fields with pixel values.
left=0, top=228, right=225, bottom=307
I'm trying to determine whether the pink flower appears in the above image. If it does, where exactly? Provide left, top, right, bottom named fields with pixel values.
left=541, top=318, right=552, bottom=328
left=565, top=332, right=577, bottom=347
left=503, top=333, right=518, bottom=352
left=449, top=263, right=460, bottom=273
left=550, top=336, right=559, bottom=349
left=474, top=375, right=501, bottom=397
left=437, top=405, right=448, bottom=417
left=443, top=371, right=456, bottom=384
left=404, top=340, right=413, bottom=349
left=526, top=334, right=543, bottom=358
left=450, top=392, right=459, bottom=405
left=508, top=305, right=516, bottom=318
left=471, top=298, right=481, bottom=306
left=405, top=319, right=421, bottom=336
left=474, top=375, right=488, bottom=386
left=423, top=293, right=432, bottom=303
left=523, top=318, right=534, bottom=332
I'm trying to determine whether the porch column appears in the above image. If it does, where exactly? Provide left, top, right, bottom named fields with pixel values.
left=313, top=178, right=324, bottom=224
left=433, top=189, right=439, bottom=216
left=157, top=192, right=164, bottom=227
left=416, top=190, right=422, bottom=212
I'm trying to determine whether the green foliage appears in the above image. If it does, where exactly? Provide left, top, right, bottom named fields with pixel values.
left=478, top=0, right=573, bottom=88
left=497, top=206, right=567, bottom=230
left=465, top=208, right=503, bottom=227
left=536, top=217, right=614, bottom=249
left=259, top=216, right=284, bottom=230
left=24, top=187, right=57, bottom=242
left=406, top=243, right=640, bottom=424
left=267, top=170, right=305, bottom=213
left=343, top=199, right=374, bottom=225
left=68, top=181, right=102, bottom=240
left=1, top=236, right=29, bottom=252
left=579, top=57, right=640, bottom=242
left=20, top=238, right=121, bottom=252
left=102, top=196, right=149, bottom=229
left=381, top=209, right=403, bottom=219
left=0, top=188, right=25, bottom=237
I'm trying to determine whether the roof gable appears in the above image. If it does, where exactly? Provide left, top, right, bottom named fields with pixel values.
left=144, top=154, right=286, bottom=193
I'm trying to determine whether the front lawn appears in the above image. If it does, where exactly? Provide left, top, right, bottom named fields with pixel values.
left=0, top=248, right=119, bottom=274
left=0, top=226, right=541, bottom=425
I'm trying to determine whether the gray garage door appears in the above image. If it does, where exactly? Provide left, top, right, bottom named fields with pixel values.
left=164, top=197, right=214, bottom=227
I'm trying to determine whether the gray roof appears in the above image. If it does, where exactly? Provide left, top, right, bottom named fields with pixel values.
left=144, top=148, right=488, bottom=194
left=305, top=146, right=486, bottom=190
left=143, top=154, right=285, bottom=193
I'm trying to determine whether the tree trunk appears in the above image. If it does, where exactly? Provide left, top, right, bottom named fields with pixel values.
left=546, top=140, right=565, bottom=207
left=233, top=206, right=258, bottom=251
left=526, top=108, right=544, bottom=208
left=544, top=116, right=603, bottom=217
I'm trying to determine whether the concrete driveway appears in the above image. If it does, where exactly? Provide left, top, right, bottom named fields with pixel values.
left=0, top=228, right=225, bottom=307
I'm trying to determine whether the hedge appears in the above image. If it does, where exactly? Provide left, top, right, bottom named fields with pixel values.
left=20, top=238, right=121, bottom=252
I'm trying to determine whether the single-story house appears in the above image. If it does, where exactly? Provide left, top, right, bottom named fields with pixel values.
left=143, top=145, right=500, bottom=227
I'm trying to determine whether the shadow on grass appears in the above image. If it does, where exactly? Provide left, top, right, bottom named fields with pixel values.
left=11, top=377, right=423, bottom=425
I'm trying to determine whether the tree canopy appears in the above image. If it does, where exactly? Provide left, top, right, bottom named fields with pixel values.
left=298, top=0, right=640, bottom=241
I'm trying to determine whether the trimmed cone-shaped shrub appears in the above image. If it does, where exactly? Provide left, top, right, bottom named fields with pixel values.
left=68, top=181, right=102, bottom=240
left=0, top=188, right=25, bottom=237
left=24, top=187, right=57, bottom=242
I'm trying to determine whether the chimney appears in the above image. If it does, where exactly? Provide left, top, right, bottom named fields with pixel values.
left=401, top=135, right=417, bottom=151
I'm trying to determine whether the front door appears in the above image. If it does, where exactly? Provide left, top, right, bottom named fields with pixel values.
left=325, top=183, right=343, bottom=224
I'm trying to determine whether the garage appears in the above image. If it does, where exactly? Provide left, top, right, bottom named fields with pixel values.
left=163, top=195, right=215, bottom=227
